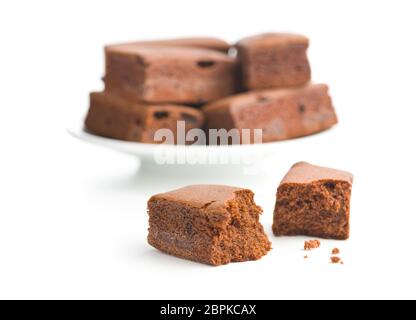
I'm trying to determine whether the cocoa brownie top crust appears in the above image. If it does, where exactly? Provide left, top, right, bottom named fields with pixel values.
left=149, top=185, right=249, bottom=213
left=202, top=83, right=329, bottom=113
left=106, top=45, right=235, bottom=64
left=106, top=37, right=230, bottom=53
left=281, top=162, right=354, bottom=185
left=236, top=33, right=309, bottom=49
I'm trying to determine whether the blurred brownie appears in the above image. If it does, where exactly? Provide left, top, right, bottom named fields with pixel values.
left=85, top=92, right=204, bottom=144
left=236, top=33, right=311, bottom=90
left=273, top=162, right=353, bottom=240
left=104, top=46, right=238, bottom=104
left=202, top=83, right=337, bottom=144
left=106, top=37, right=230, bottom=53
left=148, top=185, right=271, bottom=266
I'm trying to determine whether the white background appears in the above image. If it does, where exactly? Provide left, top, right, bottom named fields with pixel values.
left=1, top=0, right=416, bottom=299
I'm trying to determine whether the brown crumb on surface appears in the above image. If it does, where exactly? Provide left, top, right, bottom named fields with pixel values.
left=304, top=255, right=308, bottom=259
left=304, top=240, right=321, bottom=250
left=332, top=248, right=340, bottom=255
left=330, top=256, right=342, bottom=264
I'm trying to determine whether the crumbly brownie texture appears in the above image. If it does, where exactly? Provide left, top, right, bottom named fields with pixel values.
left=202, top=83, right=337, bottom=144
left=106, top=37, right=231, bottom=53
left=147, top=185, right=271, bottom=266
left=330, top=256, right=342, bottom=264
left=85, top=92, right=204, bottom=144
left=104, top=46, right=238, bottom=104
left=236, top=33, right=311, bottom=90
left=273, top=162, right=353, bottom=240
left=332, top=248, right=340, bottom=255
left=304, top=239, right=321, bottom=250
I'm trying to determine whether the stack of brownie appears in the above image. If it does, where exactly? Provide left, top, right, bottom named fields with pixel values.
left=85, top=33, right=338, bottom=144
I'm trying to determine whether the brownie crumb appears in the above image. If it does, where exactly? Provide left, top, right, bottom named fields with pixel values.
left=304, top=255, right=308, bottom=259
left=304, top=240, right=321, bottom=250
left=332, top=248, right=340, bottom=255
left=330, top=256, right=342, bottom=264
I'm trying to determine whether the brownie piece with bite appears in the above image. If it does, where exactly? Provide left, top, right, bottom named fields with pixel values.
left=106, top=37, right=231, bottom=53
left=147, top=185, right=271, bottom=266
left=236, top=33, right=311, bottom=90
left=273, top=162, right=353, bottom=240
left=104, top=46, right=238, bottom=104
left=202, top=83, right=337, bottom=144
left=85, top=92, right=204, bottom=144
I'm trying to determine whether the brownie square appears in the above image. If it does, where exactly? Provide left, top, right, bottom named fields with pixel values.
left=106, top=37, right=231, bottom=53
left=236, top=33, right=311, bottom=90
left=85, top=92, right=204, bottom=144
left=104, top=46, right=238, bottom=104
left=147, top=185, right=271, bottom=266
left=273, top=162, right=353, bottom=240
left=202, top=83, right=337, bottom=144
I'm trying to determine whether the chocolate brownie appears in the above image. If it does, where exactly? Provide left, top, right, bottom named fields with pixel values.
left=85, top=92, right=204, bottom=144
left=147, top=185, right=271, bottom=266
left=106, top=37, right=230, bottom=53
left=104, top=46, right=238, bottom=104
left=236, top=33, right=311, bottom=90
left=202, top=83, right=337, bottom=144
left=273, top=162, right=353, bottom=240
